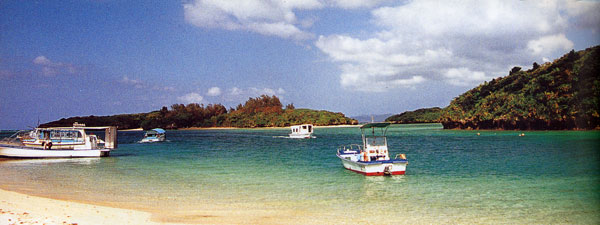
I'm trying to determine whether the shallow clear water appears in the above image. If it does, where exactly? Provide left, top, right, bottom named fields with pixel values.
left=1, top=124, right=599, bottom=224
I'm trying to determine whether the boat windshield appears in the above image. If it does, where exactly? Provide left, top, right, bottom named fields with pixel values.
left=365, top=136, right=386, bottom=147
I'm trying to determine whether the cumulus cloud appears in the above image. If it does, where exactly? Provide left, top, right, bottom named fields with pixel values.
left=527, top=33, right=574, bottom=55
left=224, top=87, right=286, bottom=101
left=444, top=68, right=492, bottom=87
left=229, top=87, right=243, bottom=96
left=181, top=0, right=597, bottom=92
left=33, top=56, right=52, bottom=65
left=207, top=86, right=222, bottom=96
left=182, top=0, right=395, bottom=40
left=178, top=92, right=205, bottom=104
left=183, top=0, right=319, bottom=40
left=315, top=0, right=596, bottom=91
left=33, top=55, right=77, bottom=76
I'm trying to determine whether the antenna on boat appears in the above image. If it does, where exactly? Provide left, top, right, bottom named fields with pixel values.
left=26, top=117, right=41, bottom=129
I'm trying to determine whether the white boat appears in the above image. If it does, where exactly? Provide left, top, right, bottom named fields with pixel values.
left=0, top=123, right=117, bottom=158
left=336, top=122, right=408, bottom=176
left=139, top=128, right=166, bottom=143
left=289, top=124, right=314, bottom=139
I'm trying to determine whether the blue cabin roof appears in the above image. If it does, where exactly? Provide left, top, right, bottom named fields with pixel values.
left=147, top=128, right=165, bottom=134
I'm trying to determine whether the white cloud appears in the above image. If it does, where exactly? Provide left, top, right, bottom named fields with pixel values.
left=224, top=87, right=286, bottom=101
left=315, top=0, right=592, bottom=91
left=564, top=0, right=600, bottom=31
left=229, top=87, right=243, bottom=95
left=119, top=76, right=144, bottom=89
left=33, top=56, right=51, bottom=65
left=178, top=92, right=205, bottom=104
left=207, top=86, right=222, bottom=96
left=250, top=87, right=276, bottom=96
left=277, top=88, right=285, bottom=94
left=542, top=57, right=551, bottom=63
left=527, top=33, right=574, bottom=56
left=444, top=68, right=491, bottom=87
left=328, top=0, right=390, bottom=9
left=183, top=0, right=319, bottom=40
left=32, top=55, right=77, bottom=76
left=181, top=0, right=597, bottom=91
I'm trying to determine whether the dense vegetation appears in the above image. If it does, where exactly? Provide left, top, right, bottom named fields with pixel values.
left=41, top=95, right=357, bottom=129
left=385, top=107, right=442, bottom=123
left=441, top=46, right=600, bottom=130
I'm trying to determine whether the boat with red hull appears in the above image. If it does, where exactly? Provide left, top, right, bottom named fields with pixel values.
left=336, top=123, right=407, bottom=176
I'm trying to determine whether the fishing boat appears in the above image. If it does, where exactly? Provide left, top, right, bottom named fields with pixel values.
left=336, top=122, right=407, bottom=176
left=0, top=123, right=117, bottom=158
left=289, top=124, right=314, bottom=139
left=139, top=128, right=166, bottom=143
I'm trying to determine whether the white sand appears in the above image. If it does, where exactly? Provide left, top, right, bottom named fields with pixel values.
left=0, top=188, right=166, bottom=225
left=0, top=188, right=324, bottom=224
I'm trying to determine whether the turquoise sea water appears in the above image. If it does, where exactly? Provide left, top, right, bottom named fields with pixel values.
left=1, top=124, right=599, bottom=224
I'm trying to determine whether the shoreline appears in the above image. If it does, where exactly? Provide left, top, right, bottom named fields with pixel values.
left=0, top=188, right=165, bottom=225
left=0, top=187, right=321, bottom=224
left=176, top=124, right=361, bottom=130
left=115, top=124, right=361, bottom=131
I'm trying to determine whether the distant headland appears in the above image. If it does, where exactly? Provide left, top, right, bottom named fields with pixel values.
left=386, top=45, right=600, bottom=130
left=41, top=95, right=358, bottom=130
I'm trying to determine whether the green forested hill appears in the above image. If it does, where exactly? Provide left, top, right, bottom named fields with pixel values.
left=441, top=46, right=600, bottom=130
left=385, top=107, right=442, bottom=123
left=41, top=95, right=358, bottom=129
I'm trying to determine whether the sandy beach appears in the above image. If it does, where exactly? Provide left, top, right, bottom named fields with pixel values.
left=0, top=188, right=163, bottom=225
left=0, top=188, right=321, bottom=225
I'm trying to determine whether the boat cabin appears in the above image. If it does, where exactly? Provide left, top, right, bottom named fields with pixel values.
left=19, top=124, right=117, bottom=150
left=289, top=124, right=313, bottom=138
left=360, top=122, right=391, bottom=161
left=140, top=128, right=166, bottom=143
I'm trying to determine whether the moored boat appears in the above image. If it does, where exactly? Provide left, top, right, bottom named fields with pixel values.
left=289, top=124, right=314, bottom=139
left=336, top=122, right=407, bottom=176
left=0, top=123, right=117, bottom=158
left=139, top=128, right=166, bottom=143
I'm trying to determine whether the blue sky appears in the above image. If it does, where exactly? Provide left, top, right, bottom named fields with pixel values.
left=1, top=0, right=599, bottom=129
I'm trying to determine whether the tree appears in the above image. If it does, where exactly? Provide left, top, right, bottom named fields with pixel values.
left=285, top=103, right=295, bottom=110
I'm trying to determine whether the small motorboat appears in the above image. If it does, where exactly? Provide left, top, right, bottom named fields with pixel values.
left=0, top=123, right=117, bottom=158
left=139, top=128, right=166, bottom=143
left=289, top=124, right=314, bottom=139
left=336, top=122, right=407, bottom=176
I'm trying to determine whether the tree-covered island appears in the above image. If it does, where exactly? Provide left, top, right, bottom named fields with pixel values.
left=385, top=107, right=442, bottom=124
left=41, top=95, right=358, bottom=129
left=386, top=46, right=599, bottom=130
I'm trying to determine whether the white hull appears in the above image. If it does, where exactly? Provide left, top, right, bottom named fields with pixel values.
left=139, top=136, right=165, bottom=143
left=23, top=142, right=84, bottom=150
left=288, top=133, right=313, bottom=139
left=0, top=145, right=109, bottom=158
left=337, top=154, right=407, bottom=176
